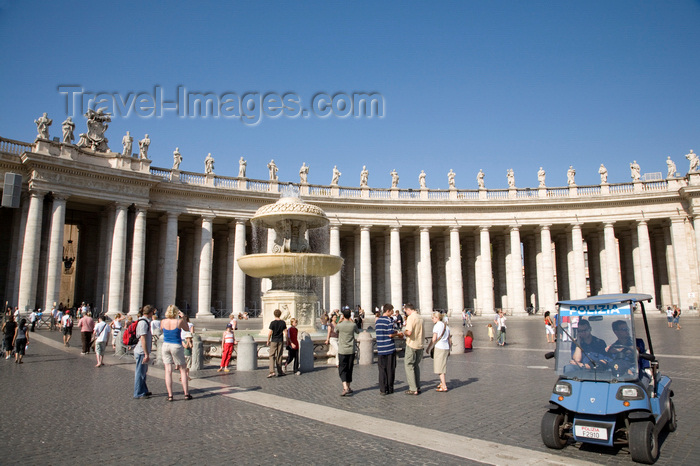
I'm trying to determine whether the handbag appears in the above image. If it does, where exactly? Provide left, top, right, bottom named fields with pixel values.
left=426, top=323, right=446, bottom=359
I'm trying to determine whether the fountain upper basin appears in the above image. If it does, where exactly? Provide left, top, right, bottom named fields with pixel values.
left=237, top=253, right=343, bottom=278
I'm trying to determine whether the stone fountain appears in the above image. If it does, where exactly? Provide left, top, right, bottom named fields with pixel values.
left=237, top=197, right=344, bottom=334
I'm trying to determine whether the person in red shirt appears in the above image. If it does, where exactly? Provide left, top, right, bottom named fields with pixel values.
left=464, top=330, right=474, bottom=352
left=285, top=318, right=300, bottom=375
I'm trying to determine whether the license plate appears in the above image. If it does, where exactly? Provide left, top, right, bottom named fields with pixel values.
left=575, top=425, right=608, bottom=440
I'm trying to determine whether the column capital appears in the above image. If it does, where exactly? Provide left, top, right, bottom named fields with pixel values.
left=329, top=223, right=341, bottom=231
left=133, top=204, right=150, bottom=213
left=419, top=226, right=431, bottom=233
left=636, top=219, right=648, bottom=227
left=569, top=222, right=582, bottom=230
left=538, top=224, right=552, bottom=231
left=51, top=192, right=70, bottom=202
left=28, top=189, right=48, bottom=199
left=603, top=221, right=616, bottom=228
left=360, top=225, right=371, bottom=232
left=508, top=224, right=520, bottom=232
left=390, top=225, right=401, bottom=233
left=449, top=225, right=461, bottom=233
left=111, top=201, right=129, bottom=211
left=479, top=225, right=490, bottom=232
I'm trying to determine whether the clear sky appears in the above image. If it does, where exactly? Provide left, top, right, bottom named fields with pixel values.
left=1, top=0, right=699, bottom=189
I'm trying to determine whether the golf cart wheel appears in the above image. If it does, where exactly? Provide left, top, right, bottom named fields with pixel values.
left=629, top=420, right=659, bottom=464
left=664, top=399, right=677, bottom=433
left=541, top=411, right=567, bottom=449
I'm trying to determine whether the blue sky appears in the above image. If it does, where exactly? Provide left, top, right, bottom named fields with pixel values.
left=1, top=0, right=699, bottom=189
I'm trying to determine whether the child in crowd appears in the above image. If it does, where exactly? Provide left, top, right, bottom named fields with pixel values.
left=183, top=331, right=193, bottom=380
left=285, top=318, right=300, bottom=375
left=487, top=323, right=494, bottom=342
left=464, top=330, right=474, bottom=352
left=218, top=324, right=236, bottom=373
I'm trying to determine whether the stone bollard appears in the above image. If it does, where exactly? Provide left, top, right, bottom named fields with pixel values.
left=358, top=330, right=374, bottom=365
left=299, top=332, right=314, bottom=373
left=236, top=335, right=257, bottom=371
left=153, top=335, right=163, bottom=366
left=451, top=325, right=465, bottom=354
left=115, top=328, right=125, bottom=355
left=191, top=334, right=203, bottom=372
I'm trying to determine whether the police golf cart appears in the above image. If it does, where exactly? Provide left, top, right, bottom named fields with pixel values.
left=541, top=294, right=676, bottom=464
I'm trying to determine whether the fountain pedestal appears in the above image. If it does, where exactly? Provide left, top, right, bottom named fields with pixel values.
left=261, top=289, right=319, bottom=336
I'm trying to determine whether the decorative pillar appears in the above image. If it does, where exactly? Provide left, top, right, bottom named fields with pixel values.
left=17, top=190, right=46, bottom=312
left=44, top=194, right=68, bottom=311
left=360, top=225, right=372, bottom=313
left=191, top=222, right=202, bottom=316
left=603, top=222, right=621, bottom=294
left=449, top=226, right=464, bottom=317
left=419, top=227, right=433, bottom=312
left=197, top=216, right=214, bottom=318
left=479, top=226, right=493, bottom=315
left=226, top=223, right=235, bottom=313
left=509, top=226, right=525, bottom=314
left=231, top=219, right=247, bottom=317
left=636, top=220, right=656, bottom=308
left=128, top=206, right=148, bottom=315
left=107, top=203, right=128, bottom=316
left=538, top=225, right=556, bottom=312
left=670, top=218, right=692, bottom=310
left=571, top=224, right=587, bottom=299
left=390, top=227, right=403, bottom=308
left=329, top=225, right=342, bottom=311
left=161, top=211, right=179, bottom=313
left=384, top=229, right=392, bottom=303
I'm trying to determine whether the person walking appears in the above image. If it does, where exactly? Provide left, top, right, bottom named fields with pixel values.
left=133, top=305, right=155, bottom=399
left=61, top=311, right=73, bottom=347
left=110, top=313, right=123, bottom=350
left=266, top=309, right=286, bottom=378
left=160, top=305, right=192, bottom=401
left=78, top=311, right=95, bottom=355
left=12, top=318, right=29, bottom=364
left=674, top=307, right=682, bottom=330
left=376, top=304, right=401, bottom=395
left=495, top=310, right=507, bottom=346
left=218, top=323, right=236, bottom=372
left=544, top=311, right=555, bottom=343
left=431, top=311, right=451, bottom=392
left=93, top=315, right=110, bottom=367
left=284, top=318, right=300, bottom=375
left=2, top=314, right=17, bottom=360
left=402, top=303, right=424, bottom=395
left=336, top=308, right=360, bottom=396
left=325, top=310, right=339, bottom=367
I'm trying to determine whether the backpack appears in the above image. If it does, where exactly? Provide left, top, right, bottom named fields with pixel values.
left=123, top=318, right=147, bottom=346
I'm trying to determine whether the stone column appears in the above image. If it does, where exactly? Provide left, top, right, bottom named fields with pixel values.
left=329, top=225, right=342, bottom=311
left=107, top=203, right=128, bottom=316
left=449, top=226, right=464, bottom=317
left=603, top=222, right=622, bottom=294
left=570, top=224, right=586, bottom=299
left=197, top=216, right=214, bottom=319
left=17, top=190, right=46, bottom=312
left=161, top=211, right=179, bottom=312
left=231, top=219, right=247, bottom=317
left=384, top=229, right=392, bottom=303
left=670, top=218, right=692, bottom=310
left=479, top=226, right=494, bottom=315
left=509, top=226, right=526, bottom=314
left=190, top=222, right=202, bottom=315
left=44, top=194, right=68, bottom=311
left=128, top=206, right=148, bottom=315
left=226, top=223, right=235, bottom=314
left=354, top=229, right=361, bottom=307
left=636, top=220, right=656, bottom=308
left=538, top=225, right=556, bottom=313
left=360, top=225, right=372, bottom=313
left=419, top=227, right=433, bottom=313
left=390, top=227, right=403, bottom=308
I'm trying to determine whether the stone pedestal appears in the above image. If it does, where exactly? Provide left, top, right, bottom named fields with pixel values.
left=299, top=332, right=314, bottom=373
left=358, top=331, right=373, bottom=365
left=450, top=326, right=464, bottom=354
left=260, top=289, right=318, bottom=335
left=191, top=334, right=204, bottom=371
left=236, top=335, right=257, bottom=371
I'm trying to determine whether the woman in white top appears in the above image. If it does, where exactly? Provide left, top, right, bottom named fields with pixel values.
left=495, top=310, right=507, bottom=346
left=431, top=311, right=451, bottom=392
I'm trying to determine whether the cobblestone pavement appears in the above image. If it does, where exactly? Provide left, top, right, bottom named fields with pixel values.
left=1, top=313, right=697, bottom=465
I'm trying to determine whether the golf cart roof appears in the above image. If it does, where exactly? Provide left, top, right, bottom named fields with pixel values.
left=557, top=293, right=653, bottom=307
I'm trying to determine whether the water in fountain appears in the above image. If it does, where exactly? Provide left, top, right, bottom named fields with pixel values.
left=280, top=183, right=300, bottom=198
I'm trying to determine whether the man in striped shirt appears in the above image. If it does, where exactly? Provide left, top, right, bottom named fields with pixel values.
left=376, top=304, right=402, bottom=395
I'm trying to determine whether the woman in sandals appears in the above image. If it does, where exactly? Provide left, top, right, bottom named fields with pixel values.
left=160, top=305, right=192, bottom=401
left=431, top=311, right=451, bottom=392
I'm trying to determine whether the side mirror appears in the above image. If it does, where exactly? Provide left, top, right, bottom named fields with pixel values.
left=545, top=351, right=555, bottom=360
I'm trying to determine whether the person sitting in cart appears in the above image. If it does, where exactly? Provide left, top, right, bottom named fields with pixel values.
left=569, top=318, right=608, bottom=369
left=605, top=320, right=638, bottom=376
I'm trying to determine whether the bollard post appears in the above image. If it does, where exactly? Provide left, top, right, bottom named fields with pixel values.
left=191, top=334, right=203, bottom=371
left=115, top=328, right=125, bottom=356
left=153, top=334, right=163, bottom=366
left=451, top=325, right=465, bottom=354
left=236, top=335, right=257, bottom=371
left=358, top=330, right=373, bottom=365
left=299, top=332, right=314, bottom=373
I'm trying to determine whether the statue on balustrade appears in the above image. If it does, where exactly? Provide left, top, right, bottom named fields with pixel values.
left=61, top=117, right=75, bottom=144
left=630, top=160, right=641, bottom=181
left=507, top=168, right=515, bottom=188
left=138, top=134, right=150, bottom=159
left=205, top=153, right=215, bottom=175
left=599, top=164, right=608, bottom=184
left=419, top=170, right=427, bottom=188
left=331, top=165, right=341, bottom=185
left=299, top=162, right=309, bottom=184
left=121, top=131, right=133, bottom=157
left=34, top=112, right=52, bottom=140
left=360, top=166, right=369, bottom=187
left=173, top=148, right=182, bottom=170
left=686, top=150, right=699, bottom=173
left=238, top=157, right=247, bottom=178
left=447, top=169, right=456, bottom=188
left=567, top=165, right=576, bottom=186
left=77, top=109, right=110, bottom=152
left=268, top=159, right=278, bottom=181
left=666, top=157, right=676, bottom=178
left=477, top=169, right=485, bottom=189
left=391, top=169, right=399, bottom=188
left=537, top=167, right=546, bottom=187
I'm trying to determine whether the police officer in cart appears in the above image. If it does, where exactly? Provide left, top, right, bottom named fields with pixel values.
left=569, top=318, right=607, bottom=369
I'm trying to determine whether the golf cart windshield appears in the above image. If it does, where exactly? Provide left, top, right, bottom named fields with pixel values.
left=554, top=300, right=639, bottom=382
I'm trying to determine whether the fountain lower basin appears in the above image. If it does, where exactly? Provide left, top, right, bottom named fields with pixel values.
left=237, top=253, right=343, bottom=279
